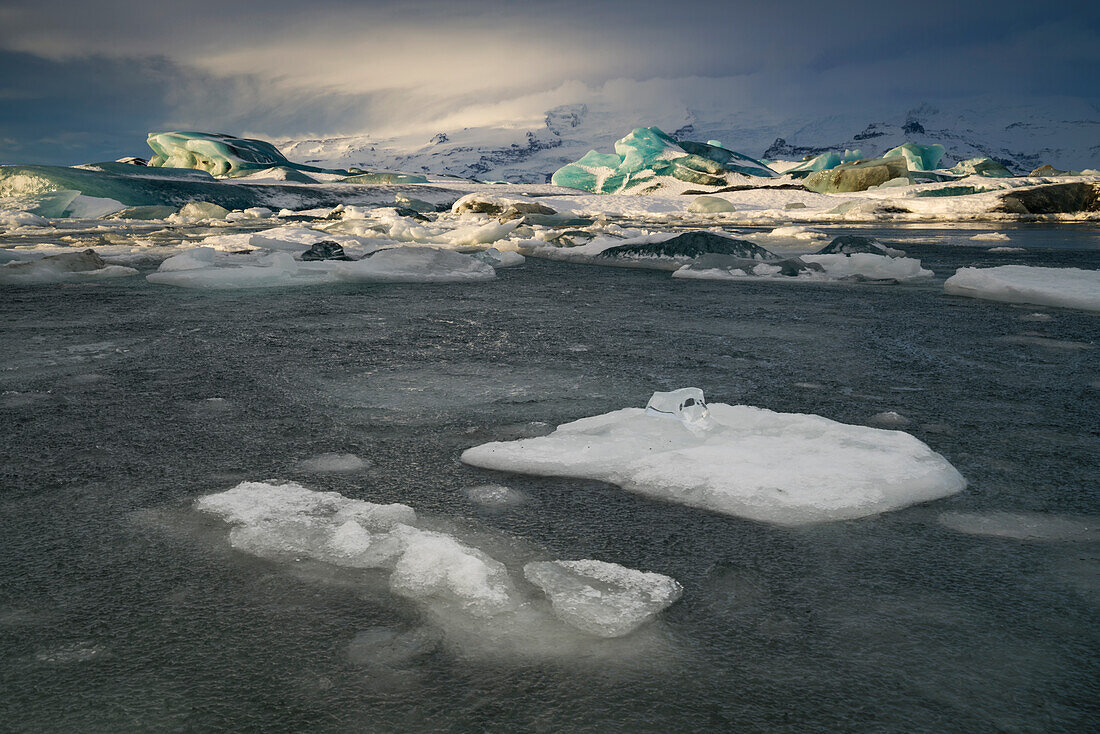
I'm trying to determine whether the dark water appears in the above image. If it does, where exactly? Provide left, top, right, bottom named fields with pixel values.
left=1, top=227, right=1098, bottom=732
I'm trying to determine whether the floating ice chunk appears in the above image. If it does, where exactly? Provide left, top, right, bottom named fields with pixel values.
left=445, top=219, right=520, bottom=247
left=64, top=194, right=125, bottom=219
left=0, top=248, right=137, bottom=284
left=472, top=248, right=525, bottom=268
left=196, top=481, right=415, bottom=570
left=147, top=252, right=334, bottom=289
left=298, top=452, right=368, bottom=473
left=196, top=480, right=349, bottom=525
left=939, top=512, right=1099, bottom=542
left=176, top=201, right=230, bottom=220
left=1019, top=312, right=1052, bottom=322
left=0, top=209, right=48, bottom=228
left=944, top=266, right=1100, bottom=312
left=687, top=195, right=736, bottom=213
left=157, top=247, right=216, bottom=272
left=224, top=207, right=273, bottom=221
left=801, top=253, right=933, bottom=282
left=464, top=484, right=526, bottom=507
left=462, top=398, right=966, bottom=526
left=389, top=526, right=520, bottom=617
left=987, top=246, right=1027, bottom=253
left=523, top=560, right=682, bottom=638
left=334, top=247, right=495, bottom=283
left=645, top=388, right=710, bottom=428
left=325, top=521, right=405, bottom=569
left=969, top=232, right=1010, bottom=241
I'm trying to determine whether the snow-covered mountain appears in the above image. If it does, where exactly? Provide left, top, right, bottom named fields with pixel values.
left=274, top=97, right=1100, bottom=183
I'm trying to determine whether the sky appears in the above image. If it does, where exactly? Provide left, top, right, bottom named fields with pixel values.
left=0, top=0, right=1098, bottom=164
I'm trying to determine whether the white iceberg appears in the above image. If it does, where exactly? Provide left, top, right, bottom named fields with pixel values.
left=523, top=560, right=682, bottom=638
left=944, top=266, right=1100, bottom=312
left=195, top=481, right=682, bottom=645
left=462, top=393, right=966, bottom=526
left=801, top=253, right=933, bottom=281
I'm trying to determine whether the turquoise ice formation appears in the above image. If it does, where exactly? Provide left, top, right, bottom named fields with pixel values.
left=882, top=143, right=946, bottom=172
left=551, top=127, right=775, bottom=193
left=147, top=132, right=347, bottom=178
left=785, top=149, right=863, bottom=176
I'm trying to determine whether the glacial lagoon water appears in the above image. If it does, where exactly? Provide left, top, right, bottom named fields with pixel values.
left=1, top=226, right=1098, bottom=732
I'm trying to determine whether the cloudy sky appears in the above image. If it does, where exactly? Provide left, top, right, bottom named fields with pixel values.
left=1, top=0, right=1098, bottom=163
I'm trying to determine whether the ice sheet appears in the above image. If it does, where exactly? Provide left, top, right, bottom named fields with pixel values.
left=462, top=400, right=966, bottom=525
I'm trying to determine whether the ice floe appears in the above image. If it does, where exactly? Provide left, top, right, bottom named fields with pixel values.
left=944, top=266, right=1100, bottom=312
left=0, top=248, right=138, bottom=284
left=462, top=390, right=966, bottom=526
left=195, top=481, right=681, bottom=646
left=523, top=560, right=682, bottom=637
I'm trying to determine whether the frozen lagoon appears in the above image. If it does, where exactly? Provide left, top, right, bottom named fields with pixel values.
left=1, top=225, right=1098, bottom=732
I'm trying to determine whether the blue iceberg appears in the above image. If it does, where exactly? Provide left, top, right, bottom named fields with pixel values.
left=147, top=131, right=347, bottom=178
left=551, top=127, right=775, bottom=194
left=882, top=143, right=946, bottom=172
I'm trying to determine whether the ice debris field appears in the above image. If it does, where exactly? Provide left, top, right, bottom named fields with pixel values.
left=2, top=125, right=1099, bottom=731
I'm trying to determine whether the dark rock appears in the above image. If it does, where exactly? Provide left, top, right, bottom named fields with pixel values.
left=599, top=231, right=776, bottom=261
left=688, top=254, right=824, bottom=277
left=996, top=183, right=1100, bottom=215
left=804, top=157, right=909, bottom=193
left=1028, top=164, right=1069, bottom=177
left=817, top=235, right=904, bottom=257
left=103, top=205, right=178, bottom=220
left=393, top=207, right=429, bottom=221
left=300, top=241, right=353, bottom=261
left=500, top=201, right=557, bottom=221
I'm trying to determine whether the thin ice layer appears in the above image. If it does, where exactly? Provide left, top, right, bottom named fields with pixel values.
left=944, top=266, right=1100, bottom=312
left=462, top=402, right=966, bottom=526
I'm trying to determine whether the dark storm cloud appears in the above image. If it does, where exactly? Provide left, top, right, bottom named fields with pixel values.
left=0, top=0, right=1097, bottom=163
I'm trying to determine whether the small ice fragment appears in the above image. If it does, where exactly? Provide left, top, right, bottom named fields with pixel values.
left=298, top=453, right=368, bottom=473
left=523, top=559, right=682, bottom=638
left=464, top=484, right=525, bottom=507
left=388, top=527, right=520, bottom=617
